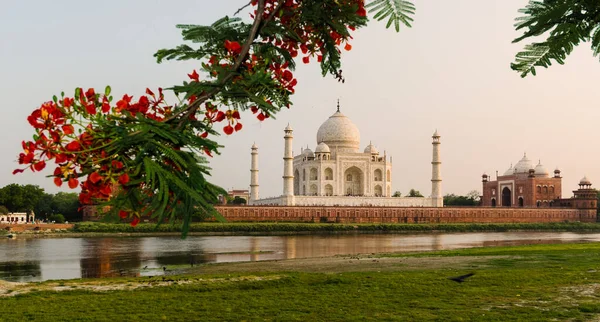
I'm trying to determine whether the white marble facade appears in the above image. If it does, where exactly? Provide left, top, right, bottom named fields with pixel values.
left=250, top=104, right=442, bottom=207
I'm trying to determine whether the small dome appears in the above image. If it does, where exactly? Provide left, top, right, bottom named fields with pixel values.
left=482, top=173, right=488, bottom=177
left=503, top=164, right=514, bottom=176
left=534, top=160, right=549, bottom=177
left=514, top=153, right=534, bottom=173
left=554, top=167, right=561, bottom=173
left=303, top=148, right=314, bottom=158
left=364, top=142, right=379, bottom=154
left=433, top=129, right=440, bottom=137
left=285, top=123, right=293, bottom=131
left=316, top=109, right=360, bottom=153
left=315, top=142, right=330, bottom=153
left=580, top=176, right=592, bottom=185
left=251, top=143, right=258, bottom=149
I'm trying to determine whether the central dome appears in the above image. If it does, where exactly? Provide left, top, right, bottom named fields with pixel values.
left=316, top=110, right=360, bottom=153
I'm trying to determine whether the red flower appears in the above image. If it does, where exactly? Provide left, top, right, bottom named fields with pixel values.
left=65, top=141, right=81, bottom=152
left=85, top=88, right=96, bottom=101
left=100, top=184, right=112, bottom=196
left=257, top=113, right=266, bottom=121
left=54, top=177, right=63, bottom=187
left=130, top=216, right=140, bottom=227
left=68, top=178, right=79, bottom=189
left=200, top=132, right=208, bottom=138
left=119, top=173, right=130, bottom=185
left=55, top=154, right=68, bottom=163
left=119, top=210, right=128, bottom=219
left=62, top=124, right=74, bottom=135
left=89, top=172, right=102, bottom=184
left=101, top=97, right=110, bottom=113
left=63, top=97, right=74, bottom=108
left=344, top=43, right=352, bottom=51
left=85, top=103, right=96, bottom=115
left=223, top=124, right=234, bottom=135
left=33, top=161, right=46, bottom=172
left=224, top=40, right=242, bottom=54
left=187, top=70, right=200, bottom=82
left=111, top=160, right=124, bottom=170
left=231, top=111, right=240, bottom=119
left=250, top=106, right=258, bottom=114
left=302, top=56, right=310, bottom=64
left=283, top=70, right=293, bottom=82
left=234, top=122, right=243, bottom=132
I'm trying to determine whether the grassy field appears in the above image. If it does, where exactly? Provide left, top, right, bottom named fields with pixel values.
left=70, top=221, right=600, bottom=234
left=2, top=243, right=600, bottom=321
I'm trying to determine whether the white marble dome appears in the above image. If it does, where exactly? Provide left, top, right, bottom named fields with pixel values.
left=534, top=161, right=549, bottom=177
left=303, top=147, right=314, bottom=158
left=364, top=142, right=379, bottom=154
left=503, top=164, right=514, bottom=176
left=316, top=110, right=360, bottom=153
left=315, top=142, right=330, bottom=153
left=514, top=154, right=534, bottom=173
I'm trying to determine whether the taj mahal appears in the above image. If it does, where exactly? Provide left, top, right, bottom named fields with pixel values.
left=249, top=103, right=443, bottom=207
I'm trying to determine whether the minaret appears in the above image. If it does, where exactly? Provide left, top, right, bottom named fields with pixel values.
left=249, top=143, right=259, bottom=204
left=431, top=130, right=443, bottom=207
left=282, top=124, right=295, bottom=205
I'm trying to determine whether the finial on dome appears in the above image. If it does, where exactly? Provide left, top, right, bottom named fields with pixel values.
left=336, top=99, right=340, bottom=112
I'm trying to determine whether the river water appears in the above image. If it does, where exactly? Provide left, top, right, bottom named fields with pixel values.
left=1, top=232, right=600, bottom=282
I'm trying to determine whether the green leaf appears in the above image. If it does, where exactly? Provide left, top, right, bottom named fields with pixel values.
left=366, top=0, right=415, bottom=32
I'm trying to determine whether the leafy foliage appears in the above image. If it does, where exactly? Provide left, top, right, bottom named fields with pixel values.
left=512, top=0, right=600, bottom=77
left=366, top=0, right=415, bottom=31
left=16, top=0, right=414, bottom=236
left=407, top=188, right=424, bottom=197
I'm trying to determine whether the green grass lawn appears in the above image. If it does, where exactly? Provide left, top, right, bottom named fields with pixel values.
left=2, top=243, right=600, bottom=321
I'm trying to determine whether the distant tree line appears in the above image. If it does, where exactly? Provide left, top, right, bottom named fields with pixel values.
left=444, top=190, right=481, bottom=206
left=0, top=184, right=81, bottom=222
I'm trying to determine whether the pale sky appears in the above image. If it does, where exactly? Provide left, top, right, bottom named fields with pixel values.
left=2, top=1, right=600, bottom=199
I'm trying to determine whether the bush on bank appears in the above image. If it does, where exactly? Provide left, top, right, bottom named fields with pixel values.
left=72, top=221, right=600, bottom=233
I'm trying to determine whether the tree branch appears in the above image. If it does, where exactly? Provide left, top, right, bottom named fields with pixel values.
left=234, top=1, right=252, bottom=16
left=168, top=0, right=267, bottom=128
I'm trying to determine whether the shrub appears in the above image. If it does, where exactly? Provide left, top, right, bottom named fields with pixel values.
left=49, top=214, right=66, bottom=223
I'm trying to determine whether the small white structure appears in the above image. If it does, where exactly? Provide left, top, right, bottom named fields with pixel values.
left=0, top=212, right=35, bottom=224
left=250, top=102, right=443, bottom=207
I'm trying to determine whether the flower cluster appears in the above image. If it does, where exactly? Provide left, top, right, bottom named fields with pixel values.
left=14, top=87, right=175, bottom=226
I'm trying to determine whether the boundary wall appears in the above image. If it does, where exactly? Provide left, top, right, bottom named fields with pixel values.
left=216, top=206, right=597, bottom=223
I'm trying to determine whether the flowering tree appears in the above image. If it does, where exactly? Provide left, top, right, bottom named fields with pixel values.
left=14, top=0, right=414, bottom=234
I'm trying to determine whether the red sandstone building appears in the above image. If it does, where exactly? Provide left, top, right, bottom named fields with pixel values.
left=482, top=154, right=596, bottom=209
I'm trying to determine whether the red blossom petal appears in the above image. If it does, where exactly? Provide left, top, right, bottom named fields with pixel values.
left=223, top=124, right=234, bottom=135
left=257, top=113, right=266, bottom=121
left=250, top=106, right=258, bottom=114
left=130, top=216, right=140, bottom=227
left=54, top=177, right=63, bottom=187
left=119, top=173, right=130, bottom=185
left=12, top=169, right=25, bottom=175
left=62, top=125, right=74, bottom=135
left=89, top=172, right=102, bottom=184
left=33, top=161, right=46, bottom=172
left=234, top=122, right=243, bottom=132
left=302, top=56, right=310, bottom=64
left=68, top=178, right=79, bottom=189
left=119, top=210, right=128, bottom=219
left=232, top=111, right=240, bottom=119
left=187, top=70, right=199, bottom=82
left=344, top=43, right=352, bottom=51
left=65, top=141, right=81, bottom=152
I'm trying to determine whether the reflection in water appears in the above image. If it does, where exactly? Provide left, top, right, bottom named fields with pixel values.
left=80, top=238, right=142, bottom=278
left=1, top=232, right=600, bottom=282
left=0, top=261, right=41, bottom=282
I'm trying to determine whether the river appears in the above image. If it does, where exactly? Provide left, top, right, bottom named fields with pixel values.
left=1, top=231, right=599, bottom=282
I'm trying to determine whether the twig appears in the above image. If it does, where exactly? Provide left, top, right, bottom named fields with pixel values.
left=234, top=1, right=252, bottom=16
left=172, top=0, right=267, bottom=128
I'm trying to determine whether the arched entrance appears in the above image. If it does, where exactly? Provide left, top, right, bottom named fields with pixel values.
left=324, top=184, right=333, bottom=196
left=294, top=170, right=300, bottom=195
left=344, top=166, right=364, bottom=196
left=491, top=198, right=496, bottom=207
left=502, top=187, right=511, bottom=207
left=518, top=197, right=524, bottom=207
left=374, top=185, right=383, bottom=197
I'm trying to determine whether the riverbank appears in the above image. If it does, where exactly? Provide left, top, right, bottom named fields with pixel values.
left=7, top=221, right=600, bottom=238
left=2, top=243, right=600, bottom=321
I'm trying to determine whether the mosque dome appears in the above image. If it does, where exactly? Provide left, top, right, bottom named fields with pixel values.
left=303, top=147, right=314, bottom=158
left=315, top=142, right=330, bottom=153
left=513, top=154, right=534, bottom=173
left=580, top=176, right=592, bottom=185
left=363, top=142, right=379, bottom=154
left=503, top=164, right=514, bottom=176
left=316, top=109, right=360, bottom=153
left=534, top=160, right=549, bottom=177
